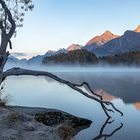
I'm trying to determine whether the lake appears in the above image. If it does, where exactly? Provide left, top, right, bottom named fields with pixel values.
left=3, top=67, right=140, bottom=140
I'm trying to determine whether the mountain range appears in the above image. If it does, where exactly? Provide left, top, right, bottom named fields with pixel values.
left=8, top=25, right=140, bottom=65
left=84, top=25, right=140, bottom=56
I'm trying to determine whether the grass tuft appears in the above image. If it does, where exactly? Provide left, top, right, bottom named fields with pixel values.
left=0, top=85, right=11, bottom=107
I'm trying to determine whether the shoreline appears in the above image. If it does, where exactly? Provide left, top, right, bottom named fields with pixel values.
left=0, top=106, right=92, bottom=140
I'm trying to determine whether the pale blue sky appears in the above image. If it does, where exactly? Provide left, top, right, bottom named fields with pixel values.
left=11, top=0, right=140, bottom=57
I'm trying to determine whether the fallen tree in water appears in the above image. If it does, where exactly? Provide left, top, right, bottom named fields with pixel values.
left=2, top=67, right=123, bottom=118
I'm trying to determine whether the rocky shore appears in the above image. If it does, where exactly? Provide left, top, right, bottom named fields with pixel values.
left=0, top=106, right=92, bottom=140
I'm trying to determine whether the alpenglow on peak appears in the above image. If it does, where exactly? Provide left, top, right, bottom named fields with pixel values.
left=86, top=30, right=119, bottom=46
left=135, top=25, right=140, bottom=32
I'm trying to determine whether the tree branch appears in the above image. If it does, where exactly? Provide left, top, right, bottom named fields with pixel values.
left=0, top=0, right=16, bottom=40
left=2, top=67, right=123, bottom=118
left=73, top=82, right=103, bottom=100
left=8, top=40, right=12, bottom=49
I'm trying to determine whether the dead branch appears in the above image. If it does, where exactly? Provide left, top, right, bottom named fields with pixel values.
left=2, top=67, right=123, bottom=118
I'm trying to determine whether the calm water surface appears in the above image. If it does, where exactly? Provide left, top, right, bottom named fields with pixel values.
left=3, top=68, right=140, bottom=140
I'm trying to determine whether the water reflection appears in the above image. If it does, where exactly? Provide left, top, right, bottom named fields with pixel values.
left=92, top=118, right=123, bottom=140
left=134, top=103, right=140, bottom=111
left=54, top=72, right=140, bottom=104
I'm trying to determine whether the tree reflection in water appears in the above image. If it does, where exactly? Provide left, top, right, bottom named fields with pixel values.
left=92, top=118, right=123, bottom=140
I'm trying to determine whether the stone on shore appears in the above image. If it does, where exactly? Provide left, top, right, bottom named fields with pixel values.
left=0, top=106, right=92, bottom=140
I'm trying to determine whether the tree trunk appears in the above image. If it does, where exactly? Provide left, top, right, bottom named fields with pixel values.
left=0, top=39, right=9, bottom=74
left=0, top=37, right=9, bottom=87
left=0, top=40, right=8, bottom=54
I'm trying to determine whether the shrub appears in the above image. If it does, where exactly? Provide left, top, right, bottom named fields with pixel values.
left=58, top=124, right=76, bottom=140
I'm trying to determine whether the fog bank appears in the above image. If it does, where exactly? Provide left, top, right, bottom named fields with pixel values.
left=4, top=62, right=140, bottom=73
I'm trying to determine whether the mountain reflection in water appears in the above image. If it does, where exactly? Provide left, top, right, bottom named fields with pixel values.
left=55, top=71, right=140, bottom=104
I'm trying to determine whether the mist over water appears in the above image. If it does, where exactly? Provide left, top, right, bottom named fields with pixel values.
left=4, top=61, right=140, bottom=73
left=4, top=63, right=140, bottom=106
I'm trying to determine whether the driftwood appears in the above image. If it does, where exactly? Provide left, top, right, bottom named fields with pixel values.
left=2, top=67, right=123, bottom=118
